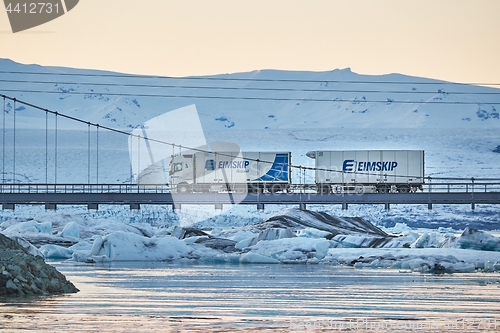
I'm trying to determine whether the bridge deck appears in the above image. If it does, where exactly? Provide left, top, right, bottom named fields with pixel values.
left=1, top=190, right=499, bottom=210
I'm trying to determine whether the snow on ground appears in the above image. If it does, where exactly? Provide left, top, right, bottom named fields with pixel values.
left=2, top=208, right=500, bottom=274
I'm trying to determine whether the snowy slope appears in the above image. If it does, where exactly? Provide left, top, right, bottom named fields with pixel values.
left=1, top=58, right=499, bottom=130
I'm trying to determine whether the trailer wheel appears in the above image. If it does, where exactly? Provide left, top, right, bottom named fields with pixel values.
left=398, top=185, right=410, bottom=193
left=377, top=185, right=388, bottom=193
left=177, top=183, right=191, bottom=193
left=317, top=184, right=331, bottom=194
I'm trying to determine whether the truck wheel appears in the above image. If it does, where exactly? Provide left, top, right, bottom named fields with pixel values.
left=177, top=183, right=190, bottom=193
left=268, top=184, right=282, bottom=194
left=248, top=184, right=262, bottom=194
left=234, top=185, right=246, bottom=193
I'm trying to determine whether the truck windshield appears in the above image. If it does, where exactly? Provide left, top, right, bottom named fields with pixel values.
left=169, top=163, right=183, bottom=175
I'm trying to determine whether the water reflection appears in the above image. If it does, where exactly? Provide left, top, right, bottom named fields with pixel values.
left=1, top=262, right=500, bottom=332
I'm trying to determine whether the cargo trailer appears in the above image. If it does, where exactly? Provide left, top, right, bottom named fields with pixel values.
left=306, top=150, right=425, bottom=193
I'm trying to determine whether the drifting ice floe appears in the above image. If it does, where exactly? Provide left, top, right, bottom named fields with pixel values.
left=1, top=208, right=500, bottom=273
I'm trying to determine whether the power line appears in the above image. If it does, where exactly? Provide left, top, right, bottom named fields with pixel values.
left=1, top=89, right=498, bottom=105
left=1, top=70, right=500, bottom=86
left=1, top=93, right=498, bottom=182
left=2, top=78, right=500, bottom=95
left=2, top=96, right=5, bottom=183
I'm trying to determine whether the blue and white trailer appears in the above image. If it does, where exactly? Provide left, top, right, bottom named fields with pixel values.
left=306, top=150, right=425, bottom=193
left=169, top=151, right=291, bottom=193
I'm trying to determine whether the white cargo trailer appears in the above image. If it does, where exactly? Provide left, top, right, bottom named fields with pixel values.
left=306, top=150, right=424, bottom=193
left=169, top=151, right=291, bottom=193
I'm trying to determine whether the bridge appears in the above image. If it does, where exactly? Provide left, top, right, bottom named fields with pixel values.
left=1, top=182, right=499, bottom=211
left=0, top=93, right=500, bottom=212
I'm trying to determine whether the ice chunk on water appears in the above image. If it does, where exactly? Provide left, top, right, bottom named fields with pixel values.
left=411, top=231, right=458, bottom=248
left=39, top=244, right=74, bottom=259
left=90, top=232, right=193, bottom=261
left=456, top=227, right=500, bottom=251
left=59, top=222, right=80, bottom=239
left=240, top=252, right=279, bottom=264
left=3, top=221, right=52, bottom=235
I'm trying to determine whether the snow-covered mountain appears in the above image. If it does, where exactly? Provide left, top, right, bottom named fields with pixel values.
left=1, top=58, right=499, bottom=130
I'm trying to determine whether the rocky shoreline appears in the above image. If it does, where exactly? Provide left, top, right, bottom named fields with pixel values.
left=0, top=233, right=79, bottom=297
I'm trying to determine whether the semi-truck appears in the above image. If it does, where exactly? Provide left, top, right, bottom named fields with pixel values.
left=306, top=150, right=425, bottom=193
left=169, top=151, right=291, bottom=193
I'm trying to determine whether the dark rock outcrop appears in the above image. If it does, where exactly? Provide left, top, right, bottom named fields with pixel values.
left=0, top=233, right=79, bottom=297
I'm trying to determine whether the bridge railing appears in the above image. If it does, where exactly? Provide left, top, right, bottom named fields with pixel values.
left=424, top=181, right=500, bottom=193
left=0, top=184, right=172, bottom=194
left=0, top=181, right=500, bottom=194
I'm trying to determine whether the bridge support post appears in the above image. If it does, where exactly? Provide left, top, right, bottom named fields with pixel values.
left=215, top=203, right=223, bottom=210
left=257, top=203, right=264, bottom=210
left=45, top=203, right=57, bottom=210
left=88, top=203, right=99, bottom=210
left=299, top=203, right=307, bottom=211
left=130, top=203, right=140, bottom=210
left=342, top=202, right=348, bottom=210
left=427, top=203, right=432, bottom=210
left=471, top=202, right=475, bottom=210
left=385, top=203, right=390, bottom=210
left=172, top=203, right=181, bottom=210
left=2, top=203, right=14, bottom=210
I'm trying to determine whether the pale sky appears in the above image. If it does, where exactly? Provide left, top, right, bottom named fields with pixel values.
left=1, top=0, right=499, bottom=84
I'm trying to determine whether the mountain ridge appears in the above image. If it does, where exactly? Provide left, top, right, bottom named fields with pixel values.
left=1, top=58, right=499, bottom=130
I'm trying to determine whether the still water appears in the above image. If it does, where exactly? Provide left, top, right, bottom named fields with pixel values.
left=1, top=262, right=500, bottom=332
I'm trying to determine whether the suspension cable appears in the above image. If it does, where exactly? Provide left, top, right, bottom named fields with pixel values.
left=87, top=122, right=91, bottom=185
left=2, top=97, right=5, bottom=183
left=13, top=99, right=16, bottom=183
left=45, top=110, right=48, bottom=184
left=96, top=124, right=99, bottom=184
left=137, top=135, right=140, bottom=183
left=129, top=134, right=133, bottom=184
left=55, top=111, right=58, bottom=184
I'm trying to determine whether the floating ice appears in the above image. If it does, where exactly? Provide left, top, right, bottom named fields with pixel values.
left=456, top=227, right=500, bottom=251
left=240, top=252, right=280, bottom=264
left=59, top=222, right=80, bottom=239
left=3, top=208, right=500, bottom=273
left=90, top=232, right=193, bottom=261
left=39, top=244, right=74, bottom=259
left=2, top=220, right=52, bottom=235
